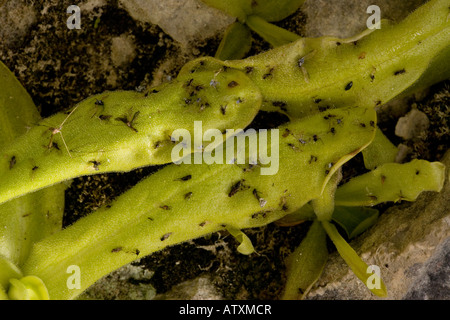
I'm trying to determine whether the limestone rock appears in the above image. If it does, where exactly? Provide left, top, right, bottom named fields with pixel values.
left=154, top=275, right=223, bottom=300
left=0, top=1, right=37, bottom=47
left=80, top=263, right=156, bottom=300
left=302, top=0, right=427, bottom=38
left=110, top=34, right=137, bottom=68
left=403, top=237, right=450, bottom=300
left=118, top=0, right=234, bottom=46
left=307, top=151, right=450, bottom=300
left=395, top=108, right=430, bottom=140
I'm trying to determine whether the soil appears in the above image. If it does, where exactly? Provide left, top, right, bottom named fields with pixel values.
left=0, top=0, right=448, bottom=300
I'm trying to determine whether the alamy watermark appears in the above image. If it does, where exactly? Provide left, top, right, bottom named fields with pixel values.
left=367, top=5, right=381, bottom=29
left=171, top=121, right=280, bottom=175
left=67, top=5, right=81, bottom=29
left=66, top=5, right=382, bottom=31
left=366, top=264, right=382, bottom=290
left=65, top=3, right=383, bottom=39
left=66, top=265, right=81, bottom=289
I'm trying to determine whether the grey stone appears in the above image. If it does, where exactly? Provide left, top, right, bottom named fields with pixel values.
left=79, top=0, right=107, bottom=12
left=395, top=108, right=430, bottom=140
left=154, top=275, right=223, bottom=300
left=395, top=143, right=412, bottom=164
left=307, top=151, right=450, bottom=300
left=0, top=1, right=37, bottom=47
left=110, top=34, right=137, bottom=68
left=302, top=0, right=427, bottom=38
left=118, top=0, right=234, bottom=46
left=403, top=237, right=450, bottom=300
left=80, top=263, right=156, bottom=300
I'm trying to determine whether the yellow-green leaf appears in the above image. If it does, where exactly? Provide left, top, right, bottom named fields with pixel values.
left=215, top=22, right=252, bottom=60
left=226, top=226, right=255, bottom=255
left=362, top=128, right=398, bottom=170
left=8, top=276, right=49, bottom=300
left=322, top=220, right=387, bottom=297
left=335, top=160, right=446, bottom=207
left=282, top=220, right=328, bottom=299
left=246, top=15, right=300, bottom=48
left=332, top=206, right=379, bottom=239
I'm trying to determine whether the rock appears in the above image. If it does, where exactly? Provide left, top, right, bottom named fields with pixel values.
left=403, top=237, right=450, bottom=300
left=302, top=0, right=427, bottom=38
left=80, top=263, right=156, bottom=300
left=395, top=108, right=430, bottom=140
left=307, top=151, right=450, bottom=300
left=395, top=143, right=412, bottom=163
left=0, top=1, right=37, bottom=47
left=79, top=0, right=107, bottom=12
left=110, top=34, right=137, bottom=68
left=84, top=271, right=223, bottom=300
left=118, top=0, right=234, bottom=46
left=154, top=275, right=223, bottom=300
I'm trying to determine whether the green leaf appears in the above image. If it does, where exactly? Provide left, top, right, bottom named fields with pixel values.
left=0, top=60, right=66, bottom=269
left=0, top=61, right=40, bottom=149
left=0, top=256, right=23, bottom=289
left=279, top=204, right=379, bottom=238
left=8, top=276, right=49, bottom=300
left=322, top=220, right=387, bottom=297
left=246, top=15, right=300, bottom=47
left=201, top=0, right=306, bottom=23
left=312, top=169, right=342, bottom=221
left=0, top=184, right=67, bottom=267
left=251, top=0, right=306, bottom=22
left=275, top=203, right=315, bottom=226
left=282, top=220, right=328, bottom=299
left=215, top=22, right=252, bottom=60
left=0, top=285, right=9, bottom=300
left=332, top=206, right=379, bottom=239
left=335, top=160, right=446, bottom=207
left=226, top=226, right=255, bottom=255
left=362, top=128, right=398, bottom=170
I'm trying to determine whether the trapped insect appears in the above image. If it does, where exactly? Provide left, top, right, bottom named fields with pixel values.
left=45, top=105, right=80, bottom=158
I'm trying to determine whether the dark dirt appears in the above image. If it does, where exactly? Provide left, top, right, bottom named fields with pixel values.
left=1, top=0, right=448, bottom=300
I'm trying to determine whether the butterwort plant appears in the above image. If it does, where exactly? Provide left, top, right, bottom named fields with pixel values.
left=0, top=0, right=448, bottom=300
